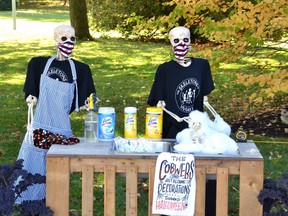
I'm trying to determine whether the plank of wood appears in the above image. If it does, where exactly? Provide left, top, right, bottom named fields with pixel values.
left=82, top=165, right=94, bottom=216
left=46, top=157, right=70, bottom=216
left=104, top=165, right=116, bottom=216
left=216, top=167, right=229, bottom=216
left=195, top=167, right=206, bottom=216
left=126, top=166, right=138, bottom=215
left=239, top=161, right=264, bottom=216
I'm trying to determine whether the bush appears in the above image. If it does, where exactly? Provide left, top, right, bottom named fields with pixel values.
left=87, top=0, right=172, bottom=39
left=0, top=0, right=11, bottom=11
left=0, top=159, right=53, bottom=215
left=0, top=0, right=19, bottom=11
left=258, top=172, right=288, bottom=216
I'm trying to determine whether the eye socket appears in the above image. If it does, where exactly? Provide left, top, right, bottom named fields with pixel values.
left=61, top=36, right=76, bottom=42
left=61, top=36, right=67, bottom=41
left=184, top=38, right=189, bottom=42
left=174, top=39, right=179, bottom=43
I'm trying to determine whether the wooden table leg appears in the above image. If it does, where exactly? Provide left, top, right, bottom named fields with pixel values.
left=82, top=165, right=94, bottom=216
left=239, top=160, right=264, bottom=216
left=104, top=165, right=116, bottom=216
left=126, top=166, right=138, bottom=216
left=195, top=167, right=206, bottom=216
left=216, top=167, right=229, bottom=216
left=46, top=157, right=70, bottom=216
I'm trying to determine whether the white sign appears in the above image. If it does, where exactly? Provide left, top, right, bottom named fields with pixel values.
left=152, top=152, right=196, bottom=216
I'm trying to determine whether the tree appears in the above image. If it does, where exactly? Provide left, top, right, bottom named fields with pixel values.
left=86, top=0, right=171, bottom=39
left=69, top=0, right=92, bottom=40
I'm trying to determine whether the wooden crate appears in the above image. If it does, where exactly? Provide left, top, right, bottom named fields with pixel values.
left=46, top=141, right=263, bottom=216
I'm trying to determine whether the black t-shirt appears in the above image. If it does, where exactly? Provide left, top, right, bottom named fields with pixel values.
left=23, top=56, right=96, bottom=113
left=147, top=57, right=214, bottom=138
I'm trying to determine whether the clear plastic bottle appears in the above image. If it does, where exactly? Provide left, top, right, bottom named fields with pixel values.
left=84, top=94, right=98, bottom=143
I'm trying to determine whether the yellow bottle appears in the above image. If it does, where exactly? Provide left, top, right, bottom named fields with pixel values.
left=145, top=107, right=163, bottom=139
left=124, top=107, right=137, bottom=139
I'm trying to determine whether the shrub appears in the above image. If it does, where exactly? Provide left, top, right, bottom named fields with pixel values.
left=258, top=172, right=288, bottom=216
left=86, top=0, right=171, bottom=39
left=0, top=0, right=11, bottom=11
left=0, top=159, right=53, bottom=216
left=0, top=0, right=19, bottom=11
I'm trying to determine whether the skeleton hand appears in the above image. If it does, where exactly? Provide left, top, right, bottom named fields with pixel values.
left=189, top=122, right=202, bottom=144
left=26, top=95, right=37, bottom=104
left=189, top=121, right=202, bottom=131
left=157, top=100, right=166, bottom=108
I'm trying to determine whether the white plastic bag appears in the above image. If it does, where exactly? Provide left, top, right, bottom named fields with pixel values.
left=203, top=98, right=231, bottom=136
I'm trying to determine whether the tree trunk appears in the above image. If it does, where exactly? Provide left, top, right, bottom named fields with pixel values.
left=69, top=0, right=93, bottom=40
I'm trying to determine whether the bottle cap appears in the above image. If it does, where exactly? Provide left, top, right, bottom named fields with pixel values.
left=146, top=107, right=163, bottom=113
left=98, top=107, right=115, bottom=113
left=125, top=107, right=137, bottom=113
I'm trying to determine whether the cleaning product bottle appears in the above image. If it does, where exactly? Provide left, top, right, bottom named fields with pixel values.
left=98, top=107, right=116, bottom=141
left=84, top=93, right=98, bottom=143
left=124, top=107, right=137, bottom=139
left=145, top=107, right=163, bottom=139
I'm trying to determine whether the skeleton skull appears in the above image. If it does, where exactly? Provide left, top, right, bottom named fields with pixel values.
left=54, top=25, right=76, bottom=60
left=169, top=26, right=191, bottom=65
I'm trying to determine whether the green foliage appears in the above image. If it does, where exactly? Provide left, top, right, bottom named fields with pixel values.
left=0, top=159, right=53, bottom=215
left=153, top=0, right=288, bottom=102
left=0, top=0, right=19, bottom=11
left=258, top=172, right=288, bottom=215
left=86, top=0, right=171, bottom=39
left=0, top=0, right=11, bottom=11
left=86, top=0, right=288, bottom=101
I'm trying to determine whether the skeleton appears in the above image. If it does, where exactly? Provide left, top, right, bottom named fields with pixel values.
left=54, top=25, right=76, bottom=61
left=158, top=27, right=236, bottom=153
left=159, top=26, right=231, bottom=140
left=169, top=26, right=192, bottom=67
left=27, top=25, right=76, bottom=103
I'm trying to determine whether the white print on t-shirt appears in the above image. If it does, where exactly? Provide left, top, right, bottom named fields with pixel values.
left=46, top=67, right=69, bottom=82
left=175, top=78, right=200, bottom=113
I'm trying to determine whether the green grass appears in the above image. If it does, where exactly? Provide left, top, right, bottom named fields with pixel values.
left=0, top=7, right=287, bottom=215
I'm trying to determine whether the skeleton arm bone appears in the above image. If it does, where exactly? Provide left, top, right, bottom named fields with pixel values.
left=157, top=100, right=190, bottom=123
left=156, top=96, right=215, bottom=123
left=203, top=96, right=219, bottom=118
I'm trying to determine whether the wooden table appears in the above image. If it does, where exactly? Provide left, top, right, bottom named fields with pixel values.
left=46, top=140, right=263, bottom=216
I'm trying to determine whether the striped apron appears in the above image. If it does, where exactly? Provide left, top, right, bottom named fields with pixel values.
left=16, top=56, right=78, bottom=202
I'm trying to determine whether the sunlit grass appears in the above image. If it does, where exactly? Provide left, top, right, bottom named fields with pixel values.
left=0, top=74, right=26, bottom=85
left=0, top=7, right=286, bottom=149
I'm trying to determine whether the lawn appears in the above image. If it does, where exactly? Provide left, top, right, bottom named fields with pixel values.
left=0, top=6, right=287, bottom=215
